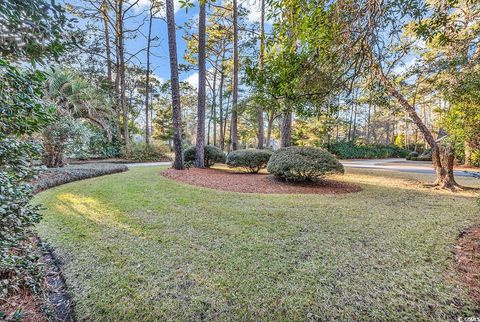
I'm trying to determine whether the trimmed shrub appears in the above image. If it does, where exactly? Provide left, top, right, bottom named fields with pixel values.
left=226, top=149, right=272, bottom=173
left=267, top=146, right=344, bottom=182
left=184, top=145, right=226, bottom=167
left=328, top=141, right=409, bottom=159
left=121, top=142, right=171, bottom=162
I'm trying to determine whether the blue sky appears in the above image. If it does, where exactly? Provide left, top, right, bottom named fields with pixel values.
left=68, top=0, right=265, bottom=87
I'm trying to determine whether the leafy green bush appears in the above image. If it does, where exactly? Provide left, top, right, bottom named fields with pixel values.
left=88, top=128, right=121, bottom=158
left=121, top=142, right=171, bottom=162
left=267, top=146, right=344, bottom=182
left=184, top=145, right=226, bottom=167
left=0, top=59, right=53, bottom=301
left=328, top=141, right=409, bottom=159
left=226, top=149, right=272, bottom=173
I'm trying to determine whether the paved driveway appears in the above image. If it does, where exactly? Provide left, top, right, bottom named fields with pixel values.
left=123, top=159, right=479, bottom=178
left=341, top=158, right=479, bottom=178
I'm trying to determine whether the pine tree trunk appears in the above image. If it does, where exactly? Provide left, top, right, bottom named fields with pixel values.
left=257, top=0, right=265, bottom=149
left=116, top=0, right=129, bottom=147
left=219, top=71, right=225, bottom=151
left=266, top=112, right=274, bottom=148
left=166, top=0, right=184, bottom=170
left=231, top=0, right=239, bottom=151
left=145, top=3, right=153, bottom=145
left=211, top=68, right=217, bottom=146
left=102, top=1, right=112, bottom=83
left=195, top=1, right=206, bottom=167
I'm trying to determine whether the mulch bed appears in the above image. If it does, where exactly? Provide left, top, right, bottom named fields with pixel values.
left=161, top=168, right=361, bottom=194
left=32, top=163, right=128, bottom=193
left=455, top=225, right=480, bottom=304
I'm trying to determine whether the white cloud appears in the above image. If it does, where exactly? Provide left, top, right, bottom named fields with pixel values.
left=184, top=72, right=199, bottom=88
left=245, top=0, right=271, bottom=24
left=247, top=3, right=261, bottom=23
left=130, top=0, right=183, bottom=15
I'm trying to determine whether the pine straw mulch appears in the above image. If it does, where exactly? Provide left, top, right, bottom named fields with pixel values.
left=161, top=167, right=361, bottom=194
left=455, top=225, right=480, bottom=304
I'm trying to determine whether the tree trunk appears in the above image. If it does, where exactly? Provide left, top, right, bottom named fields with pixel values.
left=219, top=71, right=225, bottom=151
left=166, top=0, right=184, bottom=170
left=212, top=69, right=217, bottom=147
left=367, top=48, right=459, bottom=189
left=231, top=0, right=239, bottom=151
left=102, top=1, right=112, bottom=83
left=280, top=111, right=292, bottom=148
left=195, top=1, right=206, bottom=167
left=257, top=0, right=265, bottom=149
left=266, top=111, right=275, bottom=148
left=144, top=3, right=153, bottom=145
left=464, top=140, right=473, bottom=167
left=116, top=0, right=129, bottom=147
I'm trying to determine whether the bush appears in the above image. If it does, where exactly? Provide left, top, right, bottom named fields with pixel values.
left=0, top=60, right=53, bottom=301
left=121, top=142, right=171, bottom=162
left=226, top=149, right=272, bottom=173
left=267, top=146, right=344, bottom=182
left=328, top=141, right=409, bottom=159
left=406, top=151, right=419, bottom=160
left=88, top=129, right=121, bottom=158
left=184, top=145, right=226, bottom=167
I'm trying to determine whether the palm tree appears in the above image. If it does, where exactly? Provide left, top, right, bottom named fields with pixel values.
left=46, top=70, right=113, bottom=133
left=165, top=0, right=185, bottom=170
left=43, top=70, right=113, bottom=167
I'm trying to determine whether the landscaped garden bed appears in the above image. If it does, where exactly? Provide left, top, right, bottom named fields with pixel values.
left=161, top=167, right=361, bottom=194
left=32, top=163, right=128, bottom=193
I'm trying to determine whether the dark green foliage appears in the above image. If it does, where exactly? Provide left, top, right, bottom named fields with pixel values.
left=226, top=149, right=272, bottom=173
left=406, top=151, right=419, bottom=160
left=267, top=146, right=344, bottom=182
left=328, top=141, right=409, bottom=159
left=88, top=131, right=121, bottom=158
left=0, top=0, right=69, bottom=62
left=184, top=145, right=226, bottom=167
left=121, top=142, right=171, bottom=162
left=0, top=59, right=53, bottom=300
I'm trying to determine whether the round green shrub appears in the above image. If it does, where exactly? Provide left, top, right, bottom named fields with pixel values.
left=226, top=149, right=273, bottom=173
left=184, top=145, right=226, bottom=167
left=267, top=146, right=344, bottom=182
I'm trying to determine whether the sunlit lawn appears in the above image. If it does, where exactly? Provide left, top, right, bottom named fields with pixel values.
left=35, top=166, right=480, bottom=321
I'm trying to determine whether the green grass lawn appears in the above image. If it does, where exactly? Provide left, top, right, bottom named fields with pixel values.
left=35, top=166, right=480, bottom=321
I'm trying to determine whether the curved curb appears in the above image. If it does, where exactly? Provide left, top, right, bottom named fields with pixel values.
left=34, top=164, right=130, bottom=321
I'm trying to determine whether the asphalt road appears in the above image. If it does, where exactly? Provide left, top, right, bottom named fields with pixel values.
left=340, top=158, right=480, bottom=178
left=124, top=158, right=480, bottom=178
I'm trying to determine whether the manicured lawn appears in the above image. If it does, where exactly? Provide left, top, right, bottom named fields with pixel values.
left=35, top=166, right=480, bottom=321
